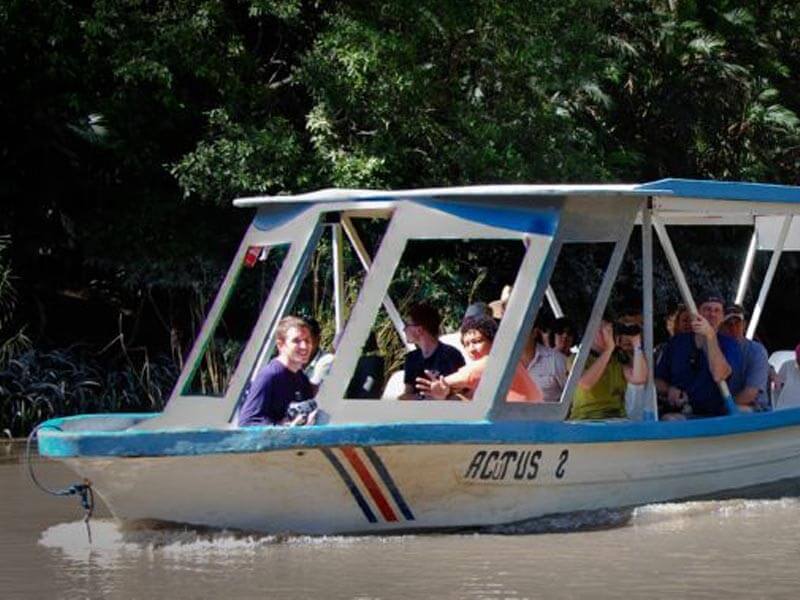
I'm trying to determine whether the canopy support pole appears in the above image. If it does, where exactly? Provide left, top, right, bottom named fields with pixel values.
left=652, top=217, right=696, bottom=314
left=331, top=223, right=346, bottom=334
left=734, top=231, right=758, bottom=305
left=652, top=215, right=738, bottom=415
left=561, top=223, right=634, bottom=415
left=522, top=237, right=563, bottom=318
left=641, top=199, right=657, bottom=420
left=747, top=216, right=792, bottom=340
left=545, top=286, right=564, bottom=318
left=340, top=216, right=411, bottom=348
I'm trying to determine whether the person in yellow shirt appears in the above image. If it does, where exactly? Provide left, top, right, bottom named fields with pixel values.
left=569, top=320, right=647, bottom=420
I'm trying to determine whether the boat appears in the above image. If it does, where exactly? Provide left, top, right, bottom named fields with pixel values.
left=35, top=179, right=800, bottom=535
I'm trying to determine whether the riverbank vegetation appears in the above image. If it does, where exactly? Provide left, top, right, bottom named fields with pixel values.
left=2, top=0, right=800, bottom=435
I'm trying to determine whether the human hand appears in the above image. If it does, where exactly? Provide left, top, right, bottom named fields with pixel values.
left=667, top=386, right=687, bottom=408
left=287, top=413, right=307, bottom=427
left=630, top=334, right=642, bottom=350
left=415, top=370, right=449, bottom=399
left=691, top=314, right=715, bottom=340
left=599, top=322, right=616, bottom=352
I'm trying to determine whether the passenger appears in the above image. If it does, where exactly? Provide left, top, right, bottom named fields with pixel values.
left=655, top=292, right=741, bottom=418
left=537, top=314, right=554, bottom=348
left=655, top=302, right=691, bottom=367
left=415, top=315, right=542, bottom=402
left=463, top=301, right=493, bottom=322
left=522, top=316, right=567, bottom=402
left=551, top=317, right=578, bottom=370
left=569, top=320, right=647, bottom=420
left=614, top=309, right=648, bottom=420
left=775, top=343, right=800, bottom=409
left=614, top=308, right=643, bottom=355
left=303, top=317, right=323, bottom=377
left=238, top=316, right=317, bottom=426
left=720, top=304, right=770, bottom=411
left=674, top=305, right=692, bottom=335
left=345, top=332, right=386, bottom=399
left=400, top=303, right=465, bottom=400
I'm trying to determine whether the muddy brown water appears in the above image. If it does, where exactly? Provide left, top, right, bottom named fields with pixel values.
left=3, top=440, right=800, bottom=599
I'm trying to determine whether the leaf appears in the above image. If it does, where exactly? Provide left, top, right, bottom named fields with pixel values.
left=687, top=34, right=726, bottom=57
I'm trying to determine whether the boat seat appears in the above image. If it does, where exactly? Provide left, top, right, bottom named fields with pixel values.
left=381, top=370, right=406, bottom=399
left=769, top=351, right=795, bottom=374
left=773, top=354, right=800, bottom=410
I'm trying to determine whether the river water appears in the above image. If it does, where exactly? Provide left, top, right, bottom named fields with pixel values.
left=3, top=441, right=800, bottom=599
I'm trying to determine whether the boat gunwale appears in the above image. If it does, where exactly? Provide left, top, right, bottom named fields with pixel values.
left=35, top=408, right=800, bottom=459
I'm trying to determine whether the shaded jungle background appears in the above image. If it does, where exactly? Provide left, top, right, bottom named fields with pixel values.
left=2, top=0, right=800, bottom=435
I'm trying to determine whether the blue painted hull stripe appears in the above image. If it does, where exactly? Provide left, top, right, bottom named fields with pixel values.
left=321, top=448, right=377, bottom=523
left=363, top=447, right=415, bottom=521
left=35, top=408, right=800, bottom=459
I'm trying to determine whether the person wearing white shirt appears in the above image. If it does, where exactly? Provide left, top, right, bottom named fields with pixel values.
left=775, top=343, right=800, bottom=409
left=522, top=319, right=567, bottom=403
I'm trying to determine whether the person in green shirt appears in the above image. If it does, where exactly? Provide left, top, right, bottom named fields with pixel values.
left=570, top=320, right=647, bottom=420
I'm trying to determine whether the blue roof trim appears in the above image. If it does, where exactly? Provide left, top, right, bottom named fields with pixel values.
left=418, top=199, right=559, bottom=235
left=252, top=204, right=310, bottom=231
left=36, top=408, right=800, bottom=458
left=637, top=179, right=800, bottom=203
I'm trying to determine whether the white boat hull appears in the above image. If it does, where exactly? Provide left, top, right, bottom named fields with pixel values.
left=59, top=423, right=800, bottom=535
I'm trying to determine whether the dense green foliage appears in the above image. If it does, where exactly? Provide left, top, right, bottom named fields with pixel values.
left=2, top=0, right=800, bottom=433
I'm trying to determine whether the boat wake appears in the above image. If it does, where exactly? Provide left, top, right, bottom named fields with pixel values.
left=40, top=495, right=800, bottom=562
left=38, top=519, right=402, bottom=564
left=482, top=495, right=800, bottom=535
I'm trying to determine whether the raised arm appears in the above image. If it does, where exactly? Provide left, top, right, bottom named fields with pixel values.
left=693, top=314, right=731, bottom=382
left=623, top=334, right=648, bottom=385
left=578, top=323, right=615, bottom=390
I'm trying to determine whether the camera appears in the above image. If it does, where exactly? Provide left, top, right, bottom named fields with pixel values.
left=287, top=399, right=318, bottom=420
left=613, top=322, right=642, bottom=337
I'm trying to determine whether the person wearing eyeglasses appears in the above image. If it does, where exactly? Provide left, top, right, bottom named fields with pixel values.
left=400, top=303, right=465, bottom=400
left=655, top=292, right=742, bottom=419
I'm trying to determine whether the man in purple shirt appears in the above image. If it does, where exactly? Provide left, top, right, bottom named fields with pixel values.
left=238, top=316, right=315, bottom=426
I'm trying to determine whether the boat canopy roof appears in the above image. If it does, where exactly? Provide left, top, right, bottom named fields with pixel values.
left=234, top=178, right=800, bottom=208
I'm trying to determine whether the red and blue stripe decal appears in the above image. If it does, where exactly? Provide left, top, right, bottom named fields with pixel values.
left=322, top=446, right=415, bottom=524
